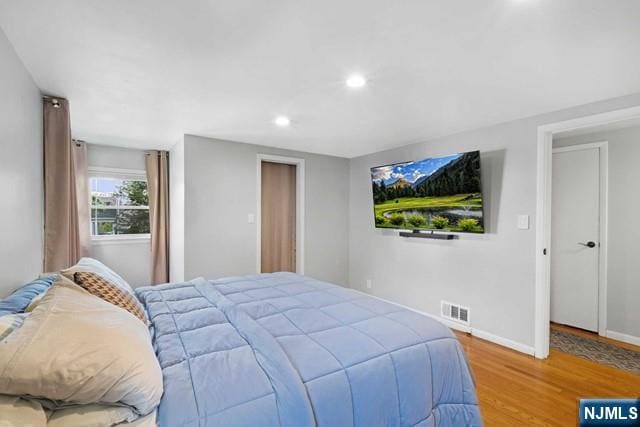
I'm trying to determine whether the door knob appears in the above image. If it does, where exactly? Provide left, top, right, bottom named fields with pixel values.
left=578, top=241, right=596, bottom=248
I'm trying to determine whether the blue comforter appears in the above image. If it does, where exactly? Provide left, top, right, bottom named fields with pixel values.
left=136, top=273, right=482, bottom=427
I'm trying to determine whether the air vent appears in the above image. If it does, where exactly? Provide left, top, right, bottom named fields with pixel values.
left=451, top=305, right=459, bottom=319
left=440, top=301, right=470, bottom=326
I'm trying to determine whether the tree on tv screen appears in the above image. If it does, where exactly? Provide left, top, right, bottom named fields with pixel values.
left=372, top=151, right=480, bottom=203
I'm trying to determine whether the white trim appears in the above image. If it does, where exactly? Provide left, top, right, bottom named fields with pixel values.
left=605, top=330, right=640, bottom=347
left=91, top=205, right=149, bottom=210
left=535, top=105, right=640, bottom=359
left=91, top=234, right=150, bottom=245
left=534, top=127, right=552, bottom=359
left=256, top=154, right=305, bottom=275
left=356, top=289, right=535, bottom=356
left=551, top=141, right=608, bottom=154
left=537, top=105, right=640, bottom=134
left=598, top=143, right=609, bottom=337
left=88, top=167, right=150, bottom=240
left=470, top=329, right=536, bottom=356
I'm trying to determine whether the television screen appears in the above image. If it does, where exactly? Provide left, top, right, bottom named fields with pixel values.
left=371, top=150, right=484, bottom=233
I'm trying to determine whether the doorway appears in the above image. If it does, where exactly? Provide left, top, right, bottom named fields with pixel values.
left=550, top=142, right=608, bottom=334
left=256, top=154, right=305, bottom=274
left=535, top=106, right=640, bottom=359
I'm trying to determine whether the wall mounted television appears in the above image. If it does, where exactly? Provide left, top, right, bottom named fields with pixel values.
left=370, top=150, right=484, bottom=233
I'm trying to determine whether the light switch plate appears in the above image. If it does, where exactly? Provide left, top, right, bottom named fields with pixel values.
left=248, top=214, right=255, bottom=224
left=365, top=279, right=372, bottom=289
left=517, top=215, right=530, bottom=230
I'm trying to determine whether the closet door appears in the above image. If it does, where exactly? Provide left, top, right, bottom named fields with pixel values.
left=261, top=161, right=296, bottom=273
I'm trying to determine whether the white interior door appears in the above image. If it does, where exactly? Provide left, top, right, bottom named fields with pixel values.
left=551, top=146, right=600, bottom=332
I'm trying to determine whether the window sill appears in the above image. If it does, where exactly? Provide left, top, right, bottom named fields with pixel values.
left=91, top=235, right=151, bottom=245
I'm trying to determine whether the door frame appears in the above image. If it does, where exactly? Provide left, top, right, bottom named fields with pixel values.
left=535, top=105, right=640, bottom=359
left=256, top=154, right=305, bottom=275
left=550, top=141, right=608, bottom=336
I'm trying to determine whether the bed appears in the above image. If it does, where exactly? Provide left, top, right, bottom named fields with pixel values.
left=0, top=259, right=481, bottom=426
left=136, top=272, right=482, bottom=427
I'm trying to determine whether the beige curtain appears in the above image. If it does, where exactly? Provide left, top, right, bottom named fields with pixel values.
left=145, top=151, right=169, bottom=284
left=43, top=98, right=90, bottom=272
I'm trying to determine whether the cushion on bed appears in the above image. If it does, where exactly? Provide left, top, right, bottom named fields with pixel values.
left=0, top=313, right=28, bottom=341
left=0, top=395, right=141, bottom=427
left=0, top=394, right=47, bottom=427
left=114, top=410, right=157, bottom=427
left=47, top=404, right=139, bottom=427
left=0, top=276, right=163, bottom=415
left=25, top=291, right=47, bottom=312
left=61, top=257, right=135, bottom=296
left=73, top=271, right=148, bottom=324
left=0, top=274, right=57, bottom=316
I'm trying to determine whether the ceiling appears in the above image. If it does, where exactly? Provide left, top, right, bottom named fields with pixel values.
left=1, top=1, right=639, bottom=158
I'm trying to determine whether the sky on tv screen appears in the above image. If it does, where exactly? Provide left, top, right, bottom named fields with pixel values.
left=371, top=153, right=462, bottom=185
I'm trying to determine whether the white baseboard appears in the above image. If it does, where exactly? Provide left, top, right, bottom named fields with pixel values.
left=354, top=288, right=534, bottom=356
left=470, top=328, right=536, bottom=356
left=605, top=330, right=640, bottom=346
left=438, top=317, right=471, bottom=334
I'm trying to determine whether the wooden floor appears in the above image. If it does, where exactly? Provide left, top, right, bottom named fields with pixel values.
left=454, top=327, right=640, bottom=426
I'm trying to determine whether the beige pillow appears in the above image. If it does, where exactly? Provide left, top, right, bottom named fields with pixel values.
left=24, top=293, right=46, bottom=313
left=0, top=277, right=162, bottom=415
left=47, top=404, right=138, bottom=427
left=115, top=410, right=157, bottom=427
left=0, top=313, right=27, bottom=340
left=0, top=394, right=47, bottom=427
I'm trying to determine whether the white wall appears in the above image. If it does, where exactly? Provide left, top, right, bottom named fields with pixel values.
left=554, top=126, right=640, bottom=340
left=0, top=28, right=42, bottom=297
left=172, top=135, right=350, bottom=285
left=169, top=138, right=185, bottom=283
left=88, top=144, right=149, bottom=171
left=87, top=143, right=151, bottom=287
left=348, top=93, right=640, bottom=350
left=90, top=242, right=150, bottom=288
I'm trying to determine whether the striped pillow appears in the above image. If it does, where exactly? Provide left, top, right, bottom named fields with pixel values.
left=73, top=272, right=148, bottom=325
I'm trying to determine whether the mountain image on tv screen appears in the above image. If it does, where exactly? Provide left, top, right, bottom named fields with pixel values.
left=370, top=150, right=484, bottom=233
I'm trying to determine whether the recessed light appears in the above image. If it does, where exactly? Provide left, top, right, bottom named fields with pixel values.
left=274, top=116, right=290, bottom=127
left=346, top=74, right=366, bottom=88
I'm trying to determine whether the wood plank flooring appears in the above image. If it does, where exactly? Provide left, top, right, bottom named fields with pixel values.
left=454, top=328, right=640, bottom=426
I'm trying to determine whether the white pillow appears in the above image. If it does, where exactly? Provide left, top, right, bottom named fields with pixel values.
left=61, top=257, right=135, bottom=296
left=0, top=277, right=162, bottom=415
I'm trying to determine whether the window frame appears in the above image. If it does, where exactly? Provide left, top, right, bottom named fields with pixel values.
left=88, top=166, right=151, bottom=243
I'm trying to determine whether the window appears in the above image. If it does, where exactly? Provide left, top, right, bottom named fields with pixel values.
left=89, top=168, right=150, bottom=238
